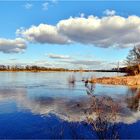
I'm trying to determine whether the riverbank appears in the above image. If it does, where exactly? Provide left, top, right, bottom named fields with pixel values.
left=89, top=74, right=140, bottom=86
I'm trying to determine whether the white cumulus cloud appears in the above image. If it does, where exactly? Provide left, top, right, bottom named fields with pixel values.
left=17, top=24, right=71, bottom=44
left=0, top=38, right=27, bottom=53
left=57, top=15, right=140, bottom=48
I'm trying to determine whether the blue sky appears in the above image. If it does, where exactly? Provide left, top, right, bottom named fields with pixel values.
left=0, top=0, right=140, bottom=69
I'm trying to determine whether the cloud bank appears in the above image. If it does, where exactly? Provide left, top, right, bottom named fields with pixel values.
left=17, top=15, right=140, bottom=48
left=2, top=13, right=140, bottom=54
left=60, top=59, right=103, bottom=66
left=0, top=38, right=26, bottom=53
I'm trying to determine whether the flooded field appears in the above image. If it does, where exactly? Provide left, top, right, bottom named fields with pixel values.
left=0, top=72, right=139, bottom=139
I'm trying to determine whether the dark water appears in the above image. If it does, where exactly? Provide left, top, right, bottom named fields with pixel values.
left=0, top=72, right=140, bottom=139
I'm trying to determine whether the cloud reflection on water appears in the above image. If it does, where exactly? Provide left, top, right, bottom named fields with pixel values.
left=0, top=87, right=140, bottom=124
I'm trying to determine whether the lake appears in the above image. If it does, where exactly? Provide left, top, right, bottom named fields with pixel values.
left=0, top=72, right=140, bottom=139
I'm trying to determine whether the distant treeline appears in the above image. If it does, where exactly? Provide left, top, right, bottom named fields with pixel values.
left=0, top=65, right=70, bottom=72
left=0, top=65, right=127, bottom=72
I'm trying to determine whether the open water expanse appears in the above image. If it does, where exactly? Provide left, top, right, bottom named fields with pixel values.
left=0, top=72, right=140, bottom=139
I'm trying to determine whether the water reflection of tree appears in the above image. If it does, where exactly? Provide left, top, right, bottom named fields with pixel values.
left=68, top=74, right=76, bottom=89
left=84, top=81, right=119, bottom=139
left=126, top=88, right=140, bottom=111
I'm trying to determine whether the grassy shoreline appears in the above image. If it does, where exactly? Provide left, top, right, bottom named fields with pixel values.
left=89, top=74, right=140, bottom=87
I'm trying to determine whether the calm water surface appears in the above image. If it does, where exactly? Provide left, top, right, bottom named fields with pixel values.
left=0, top=72, right=140, bottom=139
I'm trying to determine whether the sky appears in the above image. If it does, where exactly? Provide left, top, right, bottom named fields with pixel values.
left=0, top=0, right=140, bottom=70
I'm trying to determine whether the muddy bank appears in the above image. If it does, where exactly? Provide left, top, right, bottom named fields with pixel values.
left=89, top=75, right=140, bottom=86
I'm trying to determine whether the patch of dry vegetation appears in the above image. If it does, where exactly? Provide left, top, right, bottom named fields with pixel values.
left=89, top=75, right=140, bottom=86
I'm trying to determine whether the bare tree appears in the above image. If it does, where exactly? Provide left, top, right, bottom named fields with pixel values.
left=126, top=46, right=140, bottom=65
left=125, top=46, right=140, bottom=75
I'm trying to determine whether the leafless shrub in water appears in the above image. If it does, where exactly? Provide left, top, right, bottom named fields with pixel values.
left=84, top=81, right=119, bottom=139
left=68, top=74, right=76, bottom=88
left=84, top=79, right=95, bottom=96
